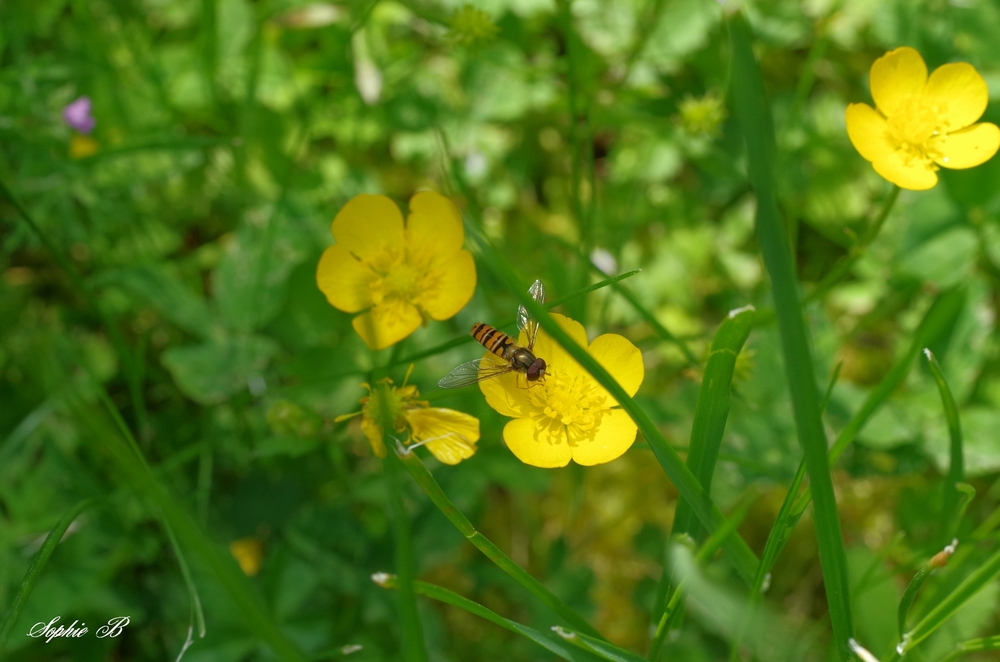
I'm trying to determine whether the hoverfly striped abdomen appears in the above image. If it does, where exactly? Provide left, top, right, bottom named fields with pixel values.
left=471, top=322, right=514, bottom=359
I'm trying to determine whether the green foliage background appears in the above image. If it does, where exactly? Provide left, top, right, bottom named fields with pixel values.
left=3, top=0, right=1000, bottom=660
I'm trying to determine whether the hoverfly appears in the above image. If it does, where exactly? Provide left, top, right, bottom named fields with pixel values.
left=438, top=279, right=547, bottom=389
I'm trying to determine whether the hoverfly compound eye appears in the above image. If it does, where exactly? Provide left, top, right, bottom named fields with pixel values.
left=527, top=358, right=546, bottom=381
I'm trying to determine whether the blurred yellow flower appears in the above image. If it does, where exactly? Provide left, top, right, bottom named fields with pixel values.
left=479, top=313, right=644, bottom=468
left=846, top=47, right=1000, bottom=190
left=317, top=192, right=476, bottom=350
left=336, top=366, right=480, bottom=465
left=229, top=537, right=264, bottom=576
left=69, top=134, right=99, bottom=159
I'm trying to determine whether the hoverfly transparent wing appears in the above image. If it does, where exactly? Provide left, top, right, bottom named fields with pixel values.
left=516, top=279, right=545, bottom=351
left=438, top=359, right=514, bottom=389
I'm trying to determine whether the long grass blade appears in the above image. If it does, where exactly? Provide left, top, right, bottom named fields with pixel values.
left=654, top=305, right=754, bottom=620
left=0, top=497, right=100, bottom=655
left=551, top=626, right=649, bottom=662
left=924, top=349, right=965, bottom=534
left=375, top=575, right=606, bottom=662
left=395, top=447, right=604, bottom=639
left=727, top=13, right=853, bottom=659
left=936, top=635, right=1000, bottom=662
left=384, top=453, right=428, bottom=661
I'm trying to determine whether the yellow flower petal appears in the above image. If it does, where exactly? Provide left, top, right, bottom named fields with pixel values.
left=529, top=313, right=590, bottom=380
left=316, top=244, right=376, bottom=313
left=352, top=300, right=423, bottom=350
left=845, top=103, right=895, bottom=163
left=936, top=122, right=1000, bottom=169
left=406, top=191, right=466, bottom=258
left=478, top=350, right=534, bottom=416
left=407, top=407, right=480, bottom=465
left=418, top=250, right=477, bottom=320
left=569, top=409, right=638, bottom=466
left=871, top=152, right=938, bottom=190
left=503, top=416, right=572, bottom=468
left=870, top=47, right=927, bottom=117
left=331, top=194, right=405, bottom=259
left=361, top=415, right=387, bottom=457
left=588, top=333, right=645, bottom=401
left=924, top=63, right=988, bottom=131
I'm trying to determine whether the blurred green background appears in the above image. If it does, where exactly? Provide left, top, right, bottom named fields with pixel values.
left=3, top=0, right=1000, bottom=660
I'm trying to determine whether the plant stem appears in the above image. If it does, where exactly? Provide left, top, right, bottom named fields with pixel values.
left=395, top=448, right=605, bottom=640
left=384, top=453, right=427, bottom=661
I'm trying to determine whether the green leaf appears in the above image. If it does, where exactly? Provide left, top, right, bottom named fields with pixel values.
left=161, top=335, right=278, bottom=404
left=727, top=12, right=853, bottom=660
left=98, top=265, right=214, bottom=338
left=212, top=217, right=309, bottom=332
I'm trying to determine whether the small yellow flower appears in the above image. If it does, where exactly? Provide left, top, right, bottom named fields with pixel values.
left=479, top=313, right=644, bottom=468
left=336, top=366, right=480, bottom=465
left=317, top=192, right=476, bottom=350
left=846, top=47, right=1000, bottom=190
left=69, top=134, right=99, bottom=159
left=230, top=537, right=264, bottom=576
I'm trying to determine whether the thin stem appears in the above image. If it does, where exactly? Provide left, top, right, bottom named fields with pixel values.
left=384, top=453, right=427, bottom=661
left=0, top=497, right=100, bottom=654
left=395, top=447, right=605, bottom=640
left=805, top=185, right=900, bottom=305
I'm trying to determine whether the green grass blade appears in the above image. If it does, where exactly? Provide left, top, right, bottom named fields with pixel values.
left=897, top=545, right=1000, bottom=657
left=655, top=305, right=753, bottom=620
left=551, top=626, right=649, bottom=662
left=671, top=305, right=755, bottom=540
left=936, top=635, right=1000, bottom=662
left=727, top=12, right=853, bottom=659
left=395, top=448, right=604, bottom=640
left=75, top=391, right=307, bottom=661
left=0, top=497, right=100, bottom=655
left=463, top=230, right=760, bottom=585
left=924, top=349, right=965, bottom=532
left=384, top=453, right=428, bottom=661
left=376, top=576, right=606, bottom=662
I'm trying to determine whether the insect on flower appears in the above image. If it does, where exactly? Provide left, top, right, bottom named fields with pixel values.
left=438, top=279, right=548, bottom=389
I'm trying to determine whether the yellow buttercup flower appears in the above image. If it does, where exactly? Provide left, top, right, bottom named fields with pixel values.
left=846, top=47, right=1000, bottom=190
left=336, top=366, right=480, bottom=465
left=317, top=191, right=476, bottom=350
left=229, top=537, right=264, bottom=576
left=479, top=313, right=644, bottom=468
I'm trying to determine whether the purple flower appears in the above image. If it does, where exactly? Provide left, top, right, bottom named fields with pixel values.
left=63, top=97, right=96, bottom=134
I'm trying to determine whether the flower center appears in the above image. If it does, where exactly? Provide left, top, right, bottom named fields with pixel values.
left=365, top=247, right=437, bottom=307
left=886, top=96, right=946, bottom=164
left=530, top=370, right=609, bottom=440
